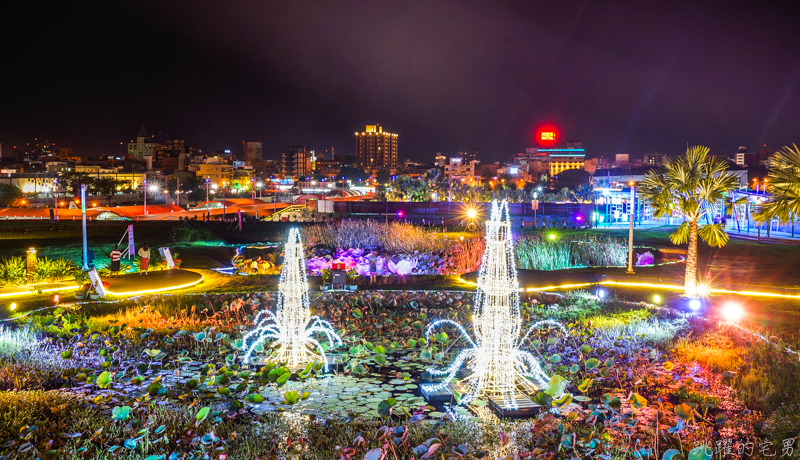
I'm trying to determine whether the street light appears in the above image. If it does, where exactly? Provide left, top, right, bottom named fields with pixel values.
left=143, top=179, right=148, bottom=215
left=626, top=181, right=635, bottom=275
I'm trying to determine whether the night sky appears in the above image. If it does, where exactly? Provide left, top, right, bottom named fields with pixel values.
left=3, top=0, right=800, bottom=163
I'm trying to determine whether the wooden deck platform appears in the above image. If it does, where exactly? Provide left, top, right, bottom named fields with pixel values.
left=421, top=379, right=542, bottom=417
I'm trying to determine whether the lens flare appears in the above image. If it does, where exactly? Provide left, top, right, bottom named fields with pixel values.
left=721, top=301, right=745, bottom=322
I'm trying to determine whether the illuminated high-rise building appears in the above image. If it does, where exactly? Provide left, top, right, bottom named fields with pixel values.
left=355, top=124, right=398, bottom=170
left=281, top=145, right=313, bottom=179
left=127, top=123, right=160, bottom=161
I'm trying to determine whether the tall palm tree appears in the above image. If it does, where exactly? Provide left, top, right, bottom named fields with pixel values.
left=754, top=144, right=800, bottom=231
left=639, top=146, right=739, bottom=296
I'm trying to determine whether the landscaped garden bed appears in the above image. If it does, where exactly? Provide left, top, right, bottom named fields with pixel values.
left=0, top=287, right=790, bottom=459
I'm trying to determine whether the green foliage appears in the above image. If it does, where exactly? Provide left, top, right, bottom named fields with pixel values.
left=754, top=144, right=800, bottom=224
left=639, top=146, right=739, bottom=293
left=515, top=234, right=627, bottom=270
left=0, top=256, right=25, bottom=286
left=0, top=255, right=79, bottom=286
left=0, top=183, right=24, bottom=207
left=171, top=224, right=215, bottom=243
left=0, top=391, right=86, bottom=442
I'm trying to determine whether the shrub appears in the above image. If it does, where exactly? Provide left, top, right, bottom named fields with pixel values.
left=674, top=331, right=743, bottom=372
left=302, top=220, right=452, bottom=253
left=515, top=233, right=627, bottom=270
left=0, top=256, right=79, bottom=286
left=0, top=391, right=87, bottom=442
left=0, top=256, right=25, bottom=286
left=171, top=224, right=214, bottom=242
left=0, top=325, right=39, bottom=358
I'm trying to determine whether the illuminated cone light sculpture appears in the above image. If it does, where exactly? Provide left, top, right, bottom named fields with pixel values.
left=423, top=200, right=562, bottom=409
left=242, top=228, right=342, bottom=370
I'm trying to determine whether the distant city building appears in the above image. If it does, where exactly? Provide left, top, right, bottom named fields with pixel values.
left=542, top=142, right=586, bottom=177
left=735, top=146, right=748, bottom=166
left=127, top=124, right=160, bottom=161
left=281, top=145, right=313, bottom=179
left=456, top=149, right=479, bottom=163
left=315, top=157, right=344, bottom=178
left=509, top=149, right=549, bottom=182
left=444, top=157, right=481, bottom=183
left=435, top=153, right=446, bottom=167
left=244, top=142, right=263, bottom=162
left=583, top=158, right=600, bottom=175
left=757, top=148, right=774, bottom=166
left=594, top=167, right=749, bottom=190
left=197, top=159, right=233, bottom=183
left=356, top=125, right=398, bottom=170
left=644, top=153, right=666, bottom=166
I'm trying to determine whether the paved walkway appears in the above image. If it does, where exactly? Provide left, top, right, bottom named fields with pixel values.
left=0, top=281, right=79, bottom=299
left=104, top=269, right=204, bottom=296
left=0, top=269, right=204, bottom=299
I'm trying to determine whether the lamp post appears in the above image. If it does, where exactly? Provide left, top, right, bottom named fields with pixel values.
left=626, top=182, right=635, bottom=275
left=143, top=179, right=148, bottom=215
left=81, top=184, right=89, bottom=271
left=222, top=180, right=227, bottom=221
left=205, top=179, right=210, bottom=217
left=53, top=179, right=58, bottom=220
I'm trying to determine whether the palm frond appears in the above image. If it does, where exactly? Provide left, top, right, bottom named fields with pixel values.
left=698, top=223, right=729, bottom=248
left=670, top=222, right=690, bottom=245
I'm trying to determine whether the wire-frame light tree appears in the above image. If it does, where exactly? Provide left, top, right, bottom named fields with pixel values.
left=422, top=200, right=563, bottom=409
left=242, top=228, right=342, bottom=370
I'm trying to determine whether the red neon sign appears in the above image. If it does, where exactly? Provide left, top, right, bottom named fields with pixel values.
left=534, top=124, right=559, bottom=147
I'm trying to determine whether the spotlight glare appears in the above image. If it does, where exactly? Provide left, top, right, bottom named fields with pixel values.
left=10, top=303, right=16, bottom=311
left=597, top=289, right=606, bottom=299
left=697, top=283, right=711, bottom=296
left=721, top=301, right=745, bottom=322
left=548, top=233, right=555, bottom=240
left=653, top=294, right=661, bottom=303
left=689, top=299, right=701, bottom=310
left=467, top=208, right=477, bottom=218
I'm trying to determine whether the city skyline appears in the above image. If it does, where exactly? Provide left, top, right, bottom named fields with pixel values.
left=3, top=1, right=800, bottom=162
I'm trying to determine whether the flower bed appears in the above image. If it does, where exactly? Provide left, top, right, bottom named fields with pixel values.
left=302, top=220, right=484, bottom=275
left=306, top=241, right=484, bottom=276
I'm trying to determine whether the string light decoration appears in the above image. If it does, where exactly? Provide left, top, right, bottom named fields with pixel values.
left=242, top=228, right=342, bottom=370
left=422, top=200, right=565, bottom=409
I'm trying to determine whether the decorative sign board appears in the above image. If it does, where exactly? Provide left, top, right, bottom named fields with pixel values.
left=127, top=225, right=135, bottom=258
left=159, top=247, right=176, bottom=269
left=87, top=268, right=106, bottom=298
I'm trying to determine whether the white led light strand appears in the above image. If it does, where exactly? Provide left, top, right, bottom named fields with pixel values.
left=422, top=200, right=562, bottom=409
left=242, top=228, right=342, bottom=371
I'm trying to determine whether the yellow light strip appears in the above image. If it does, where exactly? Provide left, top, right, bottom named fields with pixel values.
left=598, top=280, right=685, bottom=291
left=459, top=276, right=800, bottom=300
left=0, top=284, right=80, bottom=299
left=525, top=282, right=595, bottom=292
left=104, top=274, right=204, bottom=297
left=708, top=287, right=800, bottom=299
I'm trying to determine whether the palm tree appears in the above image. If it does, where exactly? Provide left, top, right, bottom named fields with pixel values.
left=639, top=146, right=739, bottom=296
left=754, top=144, right=800, bottom=233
